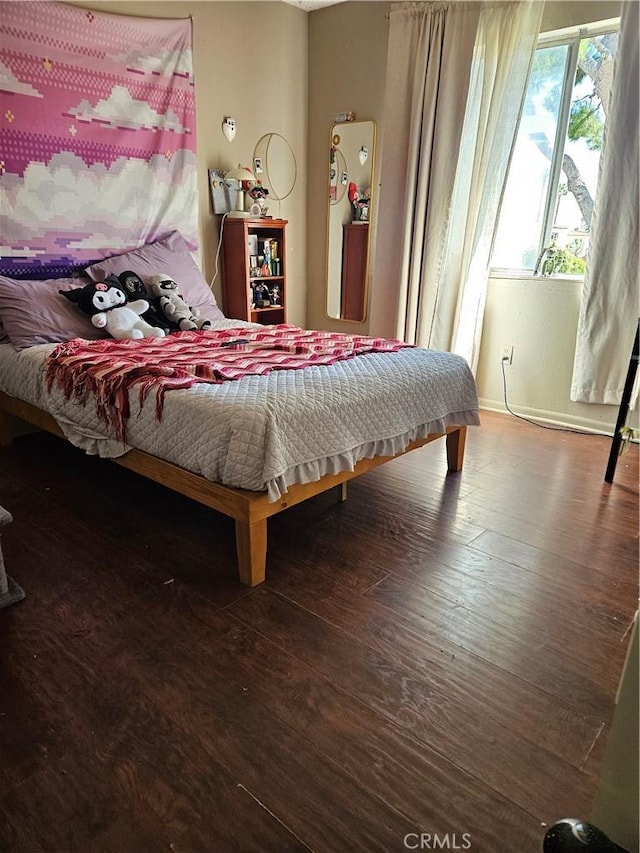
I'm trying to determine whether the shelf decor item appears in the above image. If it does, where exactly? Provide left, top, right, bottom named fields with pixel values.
left=269, top=284, right=281, bottom=306
left=253, top=282, right=271, bottom=308
left=225, top=165, right=257, bottom=217
left=247, top=182, right=269, bottom=218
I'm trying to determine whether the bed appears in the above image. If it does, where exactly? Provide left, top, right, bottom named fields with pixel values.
left=0, top=234, right=480, bottom=586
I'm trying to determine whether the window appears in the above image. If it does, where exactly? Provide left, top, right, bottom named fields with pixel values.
left=491, top=22, right=619, bottom=276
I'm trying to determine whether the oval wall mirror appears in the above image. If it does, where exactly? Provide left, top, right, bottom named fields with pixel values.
left=325, top=120, right=376, bottom=322
left=253, top=132, right=297, bottom=201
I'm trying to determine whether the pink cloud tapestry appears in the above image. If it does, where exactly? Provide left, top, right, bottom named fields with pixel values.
left=0, top=1, right=198, bottom=278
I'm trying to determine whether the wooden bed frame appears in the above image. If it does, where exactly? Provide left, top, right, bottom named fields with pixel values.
left=0, top=390, right=467, bottom=587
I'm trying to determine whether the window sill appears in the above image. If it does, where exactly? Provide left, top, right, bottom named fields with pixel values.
left=489, top=269, right=584, bottom=283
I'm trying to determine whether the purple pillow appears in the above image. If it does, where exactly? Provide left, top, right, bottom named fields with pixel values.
left=0, top=275, right=108, bottom=350
left=84, top=231, right=225, bottom=321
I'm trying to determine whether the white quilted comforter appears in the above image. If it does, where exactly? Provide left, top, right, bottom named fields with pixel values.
left=0, top=324, right=480, bottom=500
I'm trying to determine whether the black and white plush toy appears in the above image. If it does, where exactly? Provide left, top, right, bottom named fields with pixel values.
left=61, top=277, right=165, bottom=340
left=148, top=274, right=213, bottom=332
left=117, top=270, right=170, bottom=334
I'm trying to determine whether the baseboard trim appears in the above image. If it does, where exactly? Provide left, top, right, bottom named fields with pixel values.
left=478, top=398, right=615, bottom=436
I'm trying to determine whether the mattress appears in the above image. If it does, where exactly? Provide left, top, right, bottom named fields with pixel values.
left=0, top=326, right=480, bottom=500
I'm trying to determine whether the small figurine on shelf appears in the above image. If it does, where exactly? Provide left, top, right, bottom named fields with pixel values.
left=348, top=182, right=370, bottom=222
left=247, top=182, right=269, bottom=216
left=269, top=284, right=281, bottom=306
left=354, top=199, right=369, bottom=222
left=253, top=282, right=271, bottom=308
left=260, top=239, right=272, bottom=277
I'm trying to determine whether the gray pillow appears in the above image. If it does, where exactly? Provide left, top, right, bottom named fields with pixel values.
left=0, top=275, right=108, bottom=350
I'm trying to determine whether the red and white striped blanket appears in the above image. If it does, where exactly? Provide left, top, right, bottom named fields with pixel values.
left=45, top=325, right=410, bottom=442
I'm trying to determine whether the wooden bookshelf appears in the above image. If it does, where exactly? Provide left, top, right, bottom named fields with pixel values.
left=221, top=217, right=287, bottom=325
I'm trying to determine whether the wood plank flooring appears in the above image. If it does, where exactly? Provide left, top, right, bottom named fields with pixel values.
left=0, top=411, right=637, bottom=852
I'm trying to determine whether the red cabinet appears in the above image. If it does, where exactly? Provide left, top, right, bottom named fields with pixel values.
left=341, top=223, right=368, bottom=322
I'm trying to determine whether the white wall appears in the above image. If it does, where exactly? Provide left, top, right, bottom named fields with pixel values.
left=541, top=0, right=622, bottom=31
left=476, top=276, right=638, bottom=432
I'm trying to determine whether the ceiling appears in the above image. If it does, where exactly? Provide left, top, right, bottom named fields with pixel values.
left=281, top=0, right=346, bottom=11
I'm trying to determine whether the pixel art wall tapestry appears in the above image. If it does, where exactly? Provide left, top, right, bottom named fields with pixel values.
left=0, top=1, right=198, bottom=278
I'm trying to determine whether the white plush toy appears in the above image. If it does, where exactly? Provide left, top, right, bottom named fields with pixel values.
left=148, top=274, right=213, bottom=332
left=61, top=277, right=165, bottom=340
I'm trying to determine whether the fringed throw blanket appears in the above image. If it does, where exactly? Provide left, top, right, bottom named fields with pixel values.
left=45, top=325, right=411, bottom=442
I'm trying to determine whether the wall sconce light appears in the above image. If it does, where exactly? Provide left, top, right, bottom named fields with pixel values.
left=222, top=116, right=236, bottom=142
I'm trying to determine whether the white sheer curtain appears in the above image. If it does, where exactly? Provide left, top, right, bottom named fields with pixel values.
left=571, top=1, right=639, bottom=405
left=369, top=0, right=542, bottom=371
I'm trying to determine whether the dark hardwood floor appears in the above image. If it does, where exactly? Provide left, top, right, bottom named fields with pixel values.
left=0, top=410, right=637, bottom=852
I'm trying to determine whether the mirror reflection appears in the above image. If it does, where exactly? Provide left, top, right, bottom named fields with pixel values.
left=326, top=120, right=376, bottom=321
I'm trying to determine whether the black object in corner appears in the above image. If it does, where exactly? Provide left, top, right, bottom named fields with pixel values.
left=543, top=819, right=630, bottom=853
left=605, top=318, right=639, bottom=483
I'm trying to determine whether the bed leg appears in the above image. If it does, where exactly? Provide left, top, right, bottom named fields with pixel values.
left=235, top=518, right=267, bottom=587
left=446, top=426, right=467, bottom=472
left=338, top=482, right=348, bottom=502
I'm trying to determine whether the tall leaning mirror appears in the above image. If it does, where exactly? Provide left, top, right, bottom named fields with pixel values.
left=326, top=120, right=376, bottom=322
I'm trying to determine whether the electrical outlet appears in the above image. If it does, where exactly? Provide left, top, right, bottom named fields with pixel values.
left=501, top=345, right=513, bottom=364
